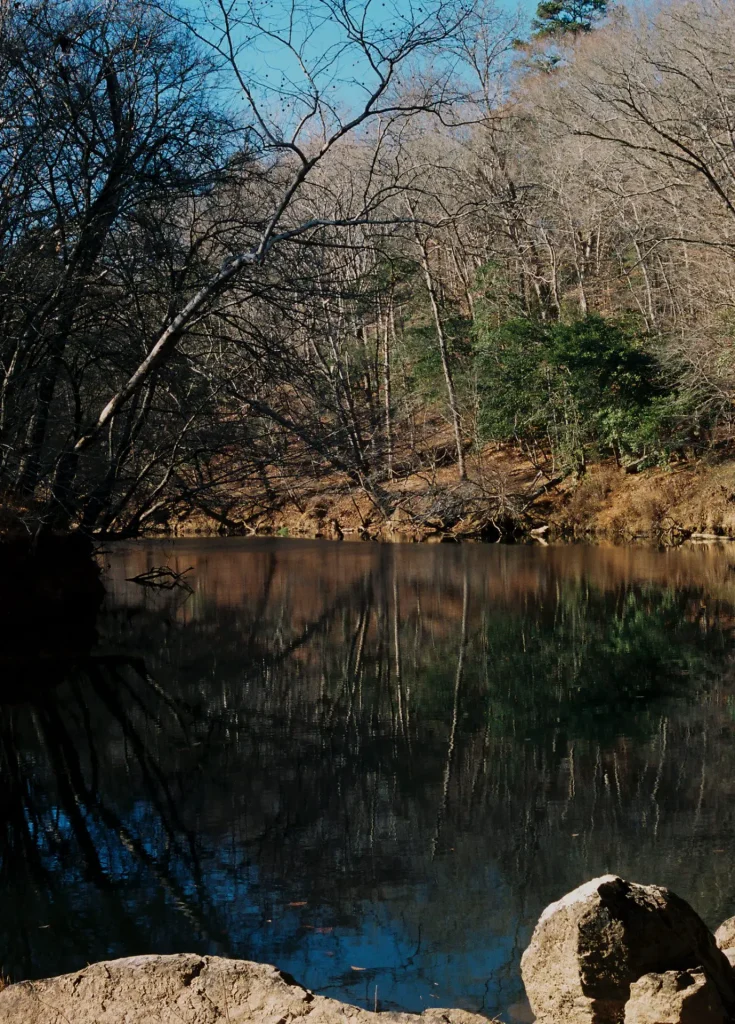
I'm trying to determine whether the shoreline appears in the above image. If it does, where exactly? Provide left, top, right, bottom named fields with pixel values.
left=5, top=454, right=735, bottom=547
left=117, top=455, right=735, bottom=546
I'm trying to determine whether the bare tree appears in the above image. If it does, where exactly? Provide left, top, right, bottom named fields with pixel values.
left=42, top=0, right=475, bottom=519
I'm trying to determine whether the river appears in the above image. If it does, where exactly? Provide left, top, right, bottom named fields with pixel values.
left=4, top=538, right=735, bottom=1022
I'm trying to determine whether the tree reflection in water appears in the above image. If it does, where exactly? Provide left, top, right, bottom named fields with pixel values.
left=4, top=539, right=735, bottom=1023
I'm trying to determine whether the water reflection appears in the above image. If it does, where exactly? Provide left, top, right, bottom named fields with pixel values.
left=4, top=539, right=735, bottom=1022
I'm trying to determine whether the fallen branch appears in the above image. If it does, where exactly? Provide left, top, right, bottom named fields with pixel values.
left=126, top=565, right=194, bottom=592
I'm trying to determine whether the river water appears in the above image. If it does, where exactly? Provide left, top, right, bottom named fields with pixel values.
left=5, top=538, right=735, bottom=1021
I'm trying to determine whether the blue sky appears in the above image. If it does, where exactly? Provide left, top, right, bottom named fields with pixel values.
left=178, top=0, right=540, bottom=131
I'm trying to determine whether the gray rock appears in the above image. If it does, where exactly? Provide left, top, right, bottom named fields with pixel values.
left=0, top=954, right=491, bottom=1024
left=520, top=875, right=735, bottom=1024
left=623, top=969, right=726, bottom=1024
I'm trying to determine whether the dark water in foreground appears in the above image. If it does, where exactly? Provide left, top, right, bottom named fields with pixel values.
left=5, top=539, right=735, bottom=1021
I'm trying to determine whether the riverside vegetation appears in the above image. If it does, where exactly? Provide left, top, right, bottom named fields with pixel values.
left=4, top=0, right=735, bottom=540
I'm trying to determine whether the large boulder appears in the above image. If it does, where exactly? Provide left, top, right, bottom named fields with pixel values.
left=520, top=875, right=735, bottom=1024
left=623, top=969, right=727, bottom=1024
left=716, top=917, right=735, bottom=953
left=715, top=916, right=735, bottom=969
left=0, top=954, right=491, bottom=1024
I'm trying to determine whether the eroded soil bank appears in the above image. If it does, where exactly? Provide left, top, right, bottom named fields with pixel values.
left=5, top=451, right=735, bottom=544
left=169, top=454, right=735, bottom=545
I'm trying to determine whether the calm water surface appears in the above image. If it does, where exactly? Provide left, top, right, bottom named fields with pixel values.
left=5, top=538, right=735, bottom=1021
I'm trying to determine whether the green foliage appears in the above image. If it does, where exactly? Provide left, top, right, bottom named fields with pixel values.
left=401, top=314, right=473, bottom=403
left=474, top=314, right=684, bottom=471
left=399, top=583, right=725, bottom=747
left=531, top=0, right=609, bottom=38
left=477, top=585, right=724, bottom=745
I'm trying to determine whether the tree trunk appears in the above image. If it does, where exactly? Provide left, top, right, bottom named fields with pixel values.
left=415, top=232, right=466, bottom=481
left=378, top=294, right=394, bottom=480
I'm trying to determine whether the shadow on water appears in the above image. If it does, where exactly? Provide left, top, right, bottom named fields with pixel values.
left=4, top=538, right=735, bottom=1021
left=0, top=534, right=104, bottom=695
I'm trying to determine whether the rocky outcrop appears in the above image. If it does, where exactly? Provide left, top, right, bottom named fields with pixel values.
left=4, top=881, right=735, bottom=1024
left=624, top=970, right=727, bottom=1023
left=520, top=875, right=735, bottom=1024
left=717, top=917, right=735, bottom=966
left=0, top=954, right=491, bottom=1024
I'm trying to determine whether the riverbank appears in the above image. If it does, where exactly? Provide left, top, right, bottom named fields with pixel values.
left=548, top=457, right=735, bottom=542
left=5, top=449, right=735, bottom=544
left=169, top=450, right=735, bottom=544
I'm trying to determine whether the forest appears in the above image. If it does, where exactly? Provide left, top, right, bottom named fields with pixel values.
left=2, top=0, right=735, bottom=538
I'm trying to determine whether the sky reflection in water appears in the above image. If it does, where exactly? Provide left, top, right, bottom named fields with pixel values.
left=4, top=538, right=735, bottom=1023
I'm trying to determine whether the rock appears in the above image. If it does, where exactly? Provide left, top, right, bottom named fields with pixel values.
left=623, top=969, right=726, bottom=1024
left=715, top=918, right=735, bottom=969
left=507, top=997, right=536, bottom=1022
left=0, top=954, right=492, bottom=1024
left=520, top=875, right=735, bottom=1024
left=716, top=916, right=735, bottom=951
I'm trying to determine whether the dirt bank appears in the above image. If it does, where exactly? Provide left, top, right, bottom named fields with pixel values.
left=5, top=451, right=735, bottom=544
left=169, top=447, right=552, bottom=542
left=549, top=458, right=735, bottom=542
left=169, top=453, right=735, bottom=545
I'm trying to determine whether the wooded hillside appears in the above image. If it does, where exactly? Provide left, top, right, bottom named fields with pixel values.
left=2, top=0, right=734, bottom=538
